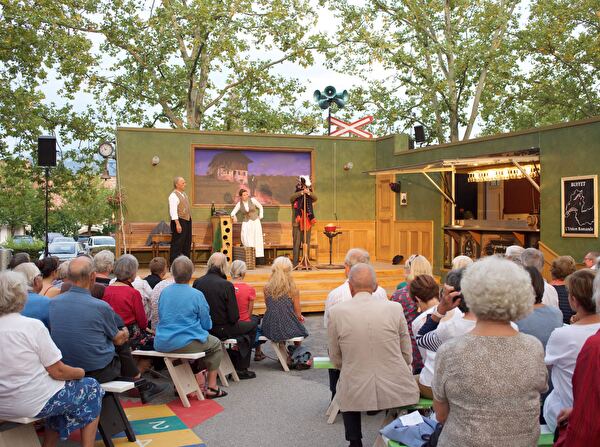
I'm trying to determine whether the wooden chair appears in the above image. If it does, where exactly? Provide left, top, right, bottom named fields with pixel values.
left=269, top=336, right=305, bottom=372
left=217, top=339, right=240, bottom=387
left=98, top=381, right=136, bottom=447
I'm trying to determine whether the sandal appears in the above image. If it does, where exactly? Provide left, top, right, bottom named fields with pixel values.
left=205, top=386, right=228, bottom=399
left=254, top=352, right=266, bottom=361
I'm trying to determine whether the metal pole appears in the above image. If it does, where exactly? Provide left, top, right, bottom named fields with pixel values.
left=44, top=167, right=49, bottom=257
left=328, top=106, right=331, bottom=136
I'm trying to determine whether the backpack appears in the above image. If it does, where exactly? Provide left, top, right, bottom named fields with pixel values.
left=286, top=345, right=313, bottom=370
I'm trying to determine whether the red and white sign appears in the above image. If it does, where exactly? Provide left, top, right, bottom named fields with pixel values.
left=329, top=115, right=374, bottom=138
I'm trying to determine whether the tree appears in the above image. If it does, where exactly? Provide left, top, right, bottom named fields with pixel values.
left=0, top=159, right=43, bottom=232
left=9, top=0, right=327, bottom=132
left=328, top=0, right=522, bottom=143
left=63, top=176, right=113, bottom=236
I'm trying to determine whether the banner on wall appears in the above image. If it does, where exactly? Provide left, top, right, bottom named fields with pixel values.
left=561, top=175, right=598, bottom=237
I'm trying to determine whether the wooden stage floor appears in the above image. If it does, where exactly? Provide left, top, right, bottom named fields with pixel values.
left=138, top=261, right=405, bottom=313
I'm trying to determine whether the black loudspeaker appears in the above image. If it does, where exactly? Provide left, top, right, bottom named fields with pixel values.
left=38, top=136, right=57, bottom=167
left=414, top=125, right=425, bottom=143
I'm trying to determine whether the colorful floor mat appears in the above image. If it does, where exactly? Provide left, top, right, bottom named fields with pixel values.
left=95, top=403, right=209, bottom=447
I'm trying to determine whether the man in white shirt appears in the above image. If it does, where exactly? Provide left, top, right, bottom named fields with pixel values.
left=583, top=251, right=600, bottom=270
left=324, top=248, right=389, bottom=400
left=168, top=177, right=192, bottom=263
left=521, top=248, right=559, bottom=308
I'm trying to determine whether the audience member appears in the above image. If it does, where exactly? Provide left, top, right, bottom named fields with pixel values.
left=516, top=266, right=563, bottom=349
left=521, top=247, right=560, bottom=307
left=550, top=255, right=577, bottom=324
left=451, top=255, right=472, bottom=270
left=14, top=262, right=51, bottom=328
left=261, top=257, right=309, bottom=356
left=150, top=276, right=175, bottom=329
left=391, top=254, right=432, bottom=373
left=410, top=274, right=459, bottom=399
left=8, top=251, right=30, bottom=269
left=582, top=251, right=600, bottom=270
left=154, top=256, right=226, bottom=399
left=324, top=248, right=388, bottom=398
left=93, top=250, right=115, bottom=285
left=53, top=260, right=70, bottom=291
left=555, top=324, right=600, bottom=446
left=544, top=269, right=600, bottom=432
left=0, top=271, right=103, bottom=446
left=432, top=257, right=547, bottom=447
left=103, top=255, right=154, bottom=361
left=144, top=256, right=168, bottom=289
left=505, top=245, right=525, bottom=264
left=193, top=252, right=257, bottom=379
left=328, top=263, right=419, bottom=447
left=230, top=260, right=264, bottom=361
left=36, top=256, right=60, bottom=297
left=391, top=254, right=404, bottom=265
left=49, top=256, right=166, bottom=403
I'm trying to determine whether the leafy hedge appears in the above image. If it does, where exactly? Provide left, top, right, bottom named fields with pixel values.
left=1, top=239, right=45, bottom=259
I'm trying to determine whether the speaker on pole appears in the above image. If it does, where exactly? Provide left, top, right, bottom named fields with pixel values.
left=414, top=125, right=425, bottom=143
left=38, top=136, right=57, bottom=167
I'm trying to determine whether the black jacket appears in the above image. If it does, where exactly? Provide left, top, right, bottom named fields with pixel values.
left=192, top=268, right=239, bottom=330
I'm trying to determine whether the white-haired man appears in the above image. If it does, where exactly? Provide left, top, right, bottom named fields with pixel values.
left=14, top=262, right=50, bottom=329
left=328, top=263, right=419, bottom=447
left=520, top=248, right=559, bottom=308
left=168, top=176, right=192, bottom=263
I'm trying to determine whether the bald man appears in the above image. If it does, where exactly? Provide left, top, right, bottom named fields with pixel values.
left=328, top=263, right=419, bottom=447
left=169, top=176, right=192, bottom=263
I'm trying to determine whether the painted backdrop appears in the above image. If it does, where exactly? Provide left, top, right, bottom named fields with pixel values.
left=194, top=148, right=312, bottom=205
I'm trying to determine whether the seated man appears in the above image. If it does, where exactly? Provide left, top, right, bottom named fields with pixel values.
left=193, top=252, right=257, bottom=379
left=328, top=263, right=419, bottom=447
left=14, top=262, right=50, bottom=329
left=49, top=256, right=167, bottom=403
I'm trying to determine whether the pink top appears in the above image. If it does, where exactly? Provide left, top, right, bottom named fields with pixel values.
left=233, top=282, right=256, bottom=322
left=103, top=285, right=148, bottom=330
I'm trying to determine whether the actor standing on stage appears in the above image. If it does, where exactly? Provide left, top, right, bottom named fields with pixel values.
left=168, top=177, right=192, bottom=263
left=231, top=189, right=264, bottom=261
left=290, top=176, right=317, bottom=266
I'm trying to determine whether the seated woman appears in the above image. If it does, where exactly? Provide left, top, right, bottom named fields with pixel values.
left=154, top=256, right=226, bottom=399
left=544, top=268, right=600, bottom=432
left=391, top=254, right=432, bottom=373
left=517, top=266, right=563, bottom=350
left=230, top=260, right=264, bottom=361
left=409, top=274, right=460, bottom=399
left=103, top=254, right=154, bottom=372
left=0, top=271, right=103, bottom=447
left=261, top=257, right=308, bottom=346
left=93, top=250, right=115, bottom=285
left=36, top=256, right=60, bottom=297
left=144, top=257, right=168, bottom=289
left=432, top=257, right=547, bottom=447
left=550, top=256, right=577, bottom=324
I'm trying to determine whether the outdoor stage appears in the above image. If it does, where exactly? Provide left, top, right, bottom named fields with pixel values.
left=138, top=261, right=405, bottom=313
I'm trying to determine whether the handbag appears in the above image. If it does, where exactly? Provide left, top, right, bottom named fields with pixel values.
left=380, top=416, right=441, bottom=447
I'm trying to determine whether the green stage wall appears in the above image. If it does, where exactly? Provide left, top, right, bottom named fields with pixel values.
left=373, top=117, right=600, bottom=267
left=116, top=128, right=379, bottom=223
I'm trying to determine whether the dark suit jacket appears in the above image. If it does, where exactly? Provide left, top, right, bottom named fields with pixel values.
left=192, top=269, right=239, bottom=332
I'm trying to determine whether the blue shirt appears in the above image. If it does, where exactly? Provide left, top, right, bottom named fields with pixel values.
left=516, top=305, right=564, bottom=350
left=49, top=285, right=119, bottom=371
left=154, top=284, right=212, bottom=352
left=22, top=292, right=51, bottom=329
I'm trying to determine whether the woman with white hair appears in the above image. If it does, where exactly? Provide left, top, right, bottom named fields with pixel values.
left=432, top=256, right=547, bottom=447
left=390, top=254, right=432, bottom=373
left=0, top=271, right=103, bottom=446
left=451, top=255, right=473, bottom=270
left=261, top=257, right=308, bottom=344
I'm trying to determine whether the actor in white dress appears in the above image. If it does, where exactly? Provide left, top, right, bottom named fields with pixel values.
left=231, top=189, right=264, bottom=258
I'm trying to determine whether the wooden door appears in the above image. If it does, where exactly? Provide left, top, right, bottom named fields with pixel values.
left=376, top=174, right=395, bottom=261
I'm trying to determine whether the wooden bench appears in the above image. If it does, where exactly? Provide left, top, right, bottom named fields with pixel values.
left=0, top=381, right=135, bottom=447
left=132, top=350, right=205, bottom=408
left=268, top=336, right=305, bottom=372
left=117, top=221, right=317, bottom=263
left=218, top=339, right=240, bottom=387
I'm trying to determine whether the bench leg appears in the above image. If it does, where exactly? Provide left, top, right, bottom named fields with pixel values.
left=271, top=341, right=290, bottom=372
left=217, top=345, right=239, bottom=387
left=164, top=357, right=204, bottom=408
left=326, top=397, right=340, bottom=424
left=98, top=392, right=136, bottom=447
left=0, top=423, right=41, bottom=447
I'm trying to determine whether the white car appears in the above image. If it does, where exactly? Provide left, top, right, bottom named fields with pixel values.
left=86, top=236, right=116, bottom=255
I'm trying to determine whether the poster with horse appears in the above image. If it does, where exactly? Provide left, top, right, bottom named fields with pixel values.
left=561, top=175, right=598, bottom=237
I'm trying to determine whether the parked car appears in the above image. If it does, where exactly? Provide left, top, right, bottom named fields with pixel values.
left=12, top=235, right=34, bottom=245
left=77, top=236, right=90, bottom=247
left=86, top=236, right=116, bottom=255
left=47, top=233, right=64, bottom=244
left=53, top=236, right=76, bottom=243
left=40, top=241, right=85, bottom=262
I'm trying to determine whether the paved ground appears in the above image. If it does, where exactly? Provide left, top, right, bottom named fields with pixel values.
left=57, top=314, right=385, bottom=447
